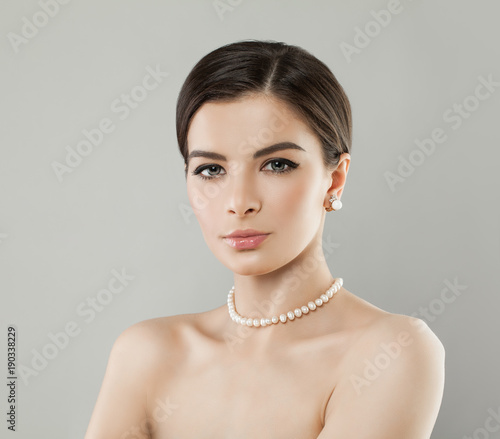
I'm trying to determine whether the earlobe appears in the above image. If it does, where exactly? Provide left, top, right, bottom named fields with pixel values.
left=325, top=193, right=343, bottom=212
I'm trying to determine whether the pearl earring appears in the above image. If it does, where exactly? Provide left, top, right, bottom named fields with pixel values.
left=325, top=194, right=342, bottom=211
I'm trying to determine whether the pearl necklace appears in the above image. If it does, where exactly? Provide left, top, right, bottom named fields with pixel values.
left=227, top=278, right=343, bottom=327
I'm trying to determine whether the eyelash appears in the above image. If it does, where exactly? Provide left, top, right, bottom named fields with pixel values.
left=192, top=158, right=299, bottom=181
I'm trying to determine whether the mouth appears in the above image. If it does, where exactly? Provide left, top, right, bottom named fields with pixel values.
left=223, top=230, right=270, bottom=250
left=224, top=229, right=269, bottom=239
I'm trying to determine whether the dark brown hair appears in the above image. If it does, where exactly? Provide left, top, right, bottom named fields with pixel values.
left=176, top=39, right=352, bottom=173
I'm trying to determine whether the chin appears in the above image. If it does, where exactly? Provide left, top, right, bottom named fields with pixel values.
left=222, top=252, right=291, bottom=277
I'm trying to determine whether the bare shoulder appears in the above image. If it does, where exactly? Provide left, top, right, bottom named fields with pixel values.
left=362, top=311, right=445, bottom=362
left=113, top=313, right=196, bottom=362
left=85, top=314, right=197, bottom=438
left=318, top=294, right=446, bottom=438
left=333, top=288, right=446, bottom=397
left=338, top=288, right=445, bottom=360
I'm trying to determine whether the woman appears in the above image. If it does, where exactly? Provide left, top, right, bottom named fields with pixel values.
left=85, top=40, right=445, bottom=439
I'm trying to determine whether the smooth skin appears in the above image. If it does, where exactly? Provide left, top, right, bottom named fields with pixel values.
left=85, top=93, right=445, bottom=439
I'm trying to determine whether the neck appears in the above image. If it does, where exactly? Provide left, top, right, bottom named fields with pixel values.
left=226, top=236, right=339, bottom=348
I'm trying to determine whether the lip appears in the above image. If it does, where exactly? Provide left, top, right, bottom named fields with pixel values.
left=223, top=234, right=270, bottom=250
left=224, top=229, right=269, bottom=238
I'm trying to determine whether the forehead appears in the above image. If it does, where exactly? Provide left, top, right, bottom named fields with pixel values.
left=186, top=94, right=320, bottom=155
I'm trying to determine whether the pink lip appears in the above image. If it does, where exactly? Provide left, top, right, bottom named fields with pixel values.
left=224, top=229, right=268, bottom=238
left=223, top=234, right=270, bottom=250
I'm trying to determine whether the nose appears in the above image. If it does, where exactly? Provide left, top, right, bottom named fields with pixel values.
left=225, top=169, right=261, bottom=216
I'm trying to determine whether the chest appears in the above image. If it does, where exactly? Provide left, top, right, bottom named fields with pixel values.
left=148, top=344, right=342, bottom=439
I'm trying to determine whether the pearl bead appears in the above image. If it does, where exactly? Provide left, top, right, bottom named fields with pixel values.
left=321, top=294, right=329, bottom=302
left=279, top=314, right=287, bottom=323
left=253, top=319, right=260, bottom=327
left=271, top=316, right=279, bottom=324
left=246, top=319, right=253, bottom=326
left=287, top=311, right=295, bottom=320
left=308, top=301, right=316, bottom=311
left=294, top=308, right=302, bottom=317
left=301, top=306, right=309, bottom=314
left=332, top=199, right=342, bottom=210
left=265, top=318, right=272, bottom=325
left=260, top=318, right=267, bottom=327
left=315, top=298, right=323, bottom=306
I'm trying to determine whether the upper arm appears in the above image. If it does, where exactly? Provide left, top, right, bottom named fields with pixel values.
left=84, top=322, right=157, bottom=439
left=318, top=316, right=445, bottom=439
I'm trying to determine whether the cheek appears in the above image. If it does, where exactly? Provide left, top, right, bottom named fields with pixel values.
left=188, top=181, right=216, bottom=212
left=279, top=175, right=321, bottom=213
left=275, top=175, right=324, bottom=231
left=187, top=183, right=221, bottom=233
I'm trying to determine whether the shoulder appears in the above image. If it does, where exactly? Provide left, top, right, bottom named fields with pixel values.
left=369, top=313, right=445, bottom=363
left=371, top=310, right=443, bottom=344
left=337, top=289, right=445, bottom=364
left=110, top=312, right=208, bottom=365
left=319, top=312, right=445, bottom=438
left=343, top=310, right=445, bottom=380
left=85, top=316, right=192, bottom=437
left=112, top=314, right=192, bottom=357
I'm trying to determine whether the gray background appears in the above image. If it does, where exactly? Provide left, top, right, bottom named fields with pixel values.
left=1, top=0, right=499, bottom=437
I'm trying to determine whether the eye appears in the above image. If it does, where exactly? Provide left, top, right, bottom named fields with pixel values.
left=262, top=158, right=299, bottom=174
left=192, top=164, right=226, bottom=180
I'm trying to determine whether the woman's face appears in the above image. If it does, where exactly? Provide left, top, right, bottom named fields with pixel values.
left=185, top=93, right=335, bottom=276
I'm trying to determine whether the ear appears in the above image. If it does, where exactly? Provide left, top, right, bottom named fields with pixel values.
left=326, top=153, right=351, bottom=200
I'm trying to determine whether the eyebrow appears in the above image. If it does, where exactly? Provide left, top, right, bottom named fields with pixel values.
left=186, top=142, right=307, bottom=167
